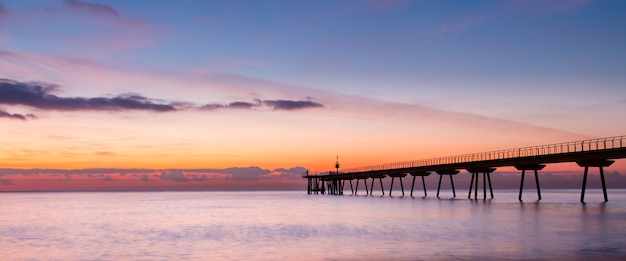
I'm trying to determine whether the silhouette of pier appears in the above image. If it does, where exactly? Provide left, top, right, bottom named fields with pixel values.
left=303, top=135, right=626, bottom=202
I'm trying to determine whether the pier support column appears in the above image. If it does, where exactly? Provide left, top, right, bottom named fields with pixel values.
left=467, top=167, right=496, bottom=200
left=369, top=175, right=386, bottom=196
left=389, top=173, right=407, bottom=196
left=324, top=179, right=331, bottom=195
left=348, top=178, right=354, bottom=195
left=577, top=159, right=614, bottom=203
left=410, top=171, right=431, bottom=197
left=515, top=164, right=545, bottom=201
left=355, top=177, right=369, bottom=196
left=436, top=170, right=460, bottom=198
left=311, top=178, right=320, bottom=195
left=331, top=179, right=341, bottom=195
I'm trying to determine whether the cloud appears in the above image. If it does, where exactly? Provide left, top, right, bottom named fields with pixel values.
left=160, top=170, right=190, bottom=182
left=262, top=100, right=324, bottom=110
left=62, top=0, right=147, bottom=29
left=0, top=4, right=8, bottom=18
left=64, top=0, right=118, bottom=17
left=228, top=101, right=256, bottom=109
left=141, top=174, right=150, bottom=182
left=191, top=174, right=208, bottom=182
left=507, top=0, right=592, bottom=13
left=0, top=179, right=11, bottom=185
left=0, top=109, right=36, bottom=121
left=0, top=78, right=325, bottom=119
left=0, top=52, right=588, bottom=141
left=272, top=166, right=309, bottom=179
left=0, top=4, right=9, bottom=40
left=0, top=79, right=177, bottom=112
left=200, top=99, right=324, bottom=111
left=223, top=167, right=272, bottom=180
left=367, top=0, right=409, bottom=10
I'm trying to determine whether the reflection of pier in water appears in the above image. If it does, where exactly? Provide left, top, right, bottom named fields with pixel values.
left=303, top=135, right=626, bottom=203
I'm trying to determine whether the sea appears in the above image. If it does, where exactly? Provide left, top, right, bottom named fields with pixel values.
left=2, top=189, right=626, bottom=260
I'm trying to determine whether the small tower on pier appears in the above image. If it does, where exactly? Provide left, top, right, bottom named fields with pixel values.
left=335, top=155, right=340, bottom=174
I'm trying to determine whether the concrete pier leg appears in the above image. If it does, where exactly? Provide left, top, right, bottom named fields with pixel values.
left=468, top=172, right=475, bottom=199
left=483, top=173, right=487, bottom=200
left=437, top=175, right=443, bottom=198
left=487, top=172, right=494, bottom=199
left=450, top=175, right=456, bottom=198
left=436, top=170, right=459, bottom=198
left=515, top=165, right=544, bottom=201
left=390, top=177, right=395, bottom=196
left=534, top=170, right=541, bottom=200
left=379, top=178, right=385, bottom=196
left=410, top=176, right=416, bottom=197
left=400, top=177, right=405, bottom=196
left=577, top=160, right=614, bottom=203
left=581, top=166, right=589, bottom=203
left=474, top=172, right=478, bottom=199
left=519, top=169, right=525, bottom=201
left=600, top=167, right=608, bottom=202
left=350, top=180, right=354, bottom=195
left=422, top=176, right=427, bottom=197
left=467, top=167, right=496, bottom=200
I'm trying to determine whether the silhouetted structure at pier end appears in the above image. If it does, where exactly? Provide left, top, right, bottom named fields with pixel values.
left=303, top=135, right=626, bottom=203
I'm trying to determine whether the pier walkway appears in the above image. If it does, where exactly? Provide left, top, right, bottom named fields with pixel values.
left=303, top=135, right=626, bottom=202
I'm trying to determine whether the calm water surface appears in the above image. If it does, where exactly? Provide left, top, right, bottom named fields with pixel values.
left=2, top=189, right=626, bottom=260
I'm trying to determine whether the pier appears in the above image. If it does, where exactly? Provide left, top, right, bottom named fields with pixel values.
left=303, top=135, right=626, bottom=202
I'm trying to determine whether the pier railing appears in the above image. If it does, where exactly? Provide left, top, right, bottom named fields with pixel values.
left=336, top=135, right=626, bottom=174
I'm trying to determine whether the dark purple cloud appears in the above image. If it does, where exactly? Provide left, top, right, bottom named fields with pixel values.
left=0, top=78, right=324, bottom=120
left=64, top=0, right=118, bottom=16
left=0, top=109, right=36, bottom=121
left=262, top=100, right=324, bottom=110
left=0, top=79, right=177, bottom=113
left=200, top=99, right=324, bottom=111
left=228, top=101, right=256, bottom=109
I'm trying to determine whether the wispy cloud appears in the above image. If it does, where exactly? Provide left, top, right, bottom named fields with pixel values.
left=507, top=0, right=593, bottom=13
left=367, top=0, right=409, bottom=11
left=0, top=3, right=8, bottom=20
left=62, top=0, right=147, bottom=28
left=64, top=0, right=118, bottom=17
left=0, top=51, right=586, bottom=141
left=0, top=3, right=9, bottom=40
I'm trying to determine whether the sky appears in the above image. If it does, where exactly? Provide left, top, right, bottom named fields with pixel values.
left=0, top=0, right=625, bottom=191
